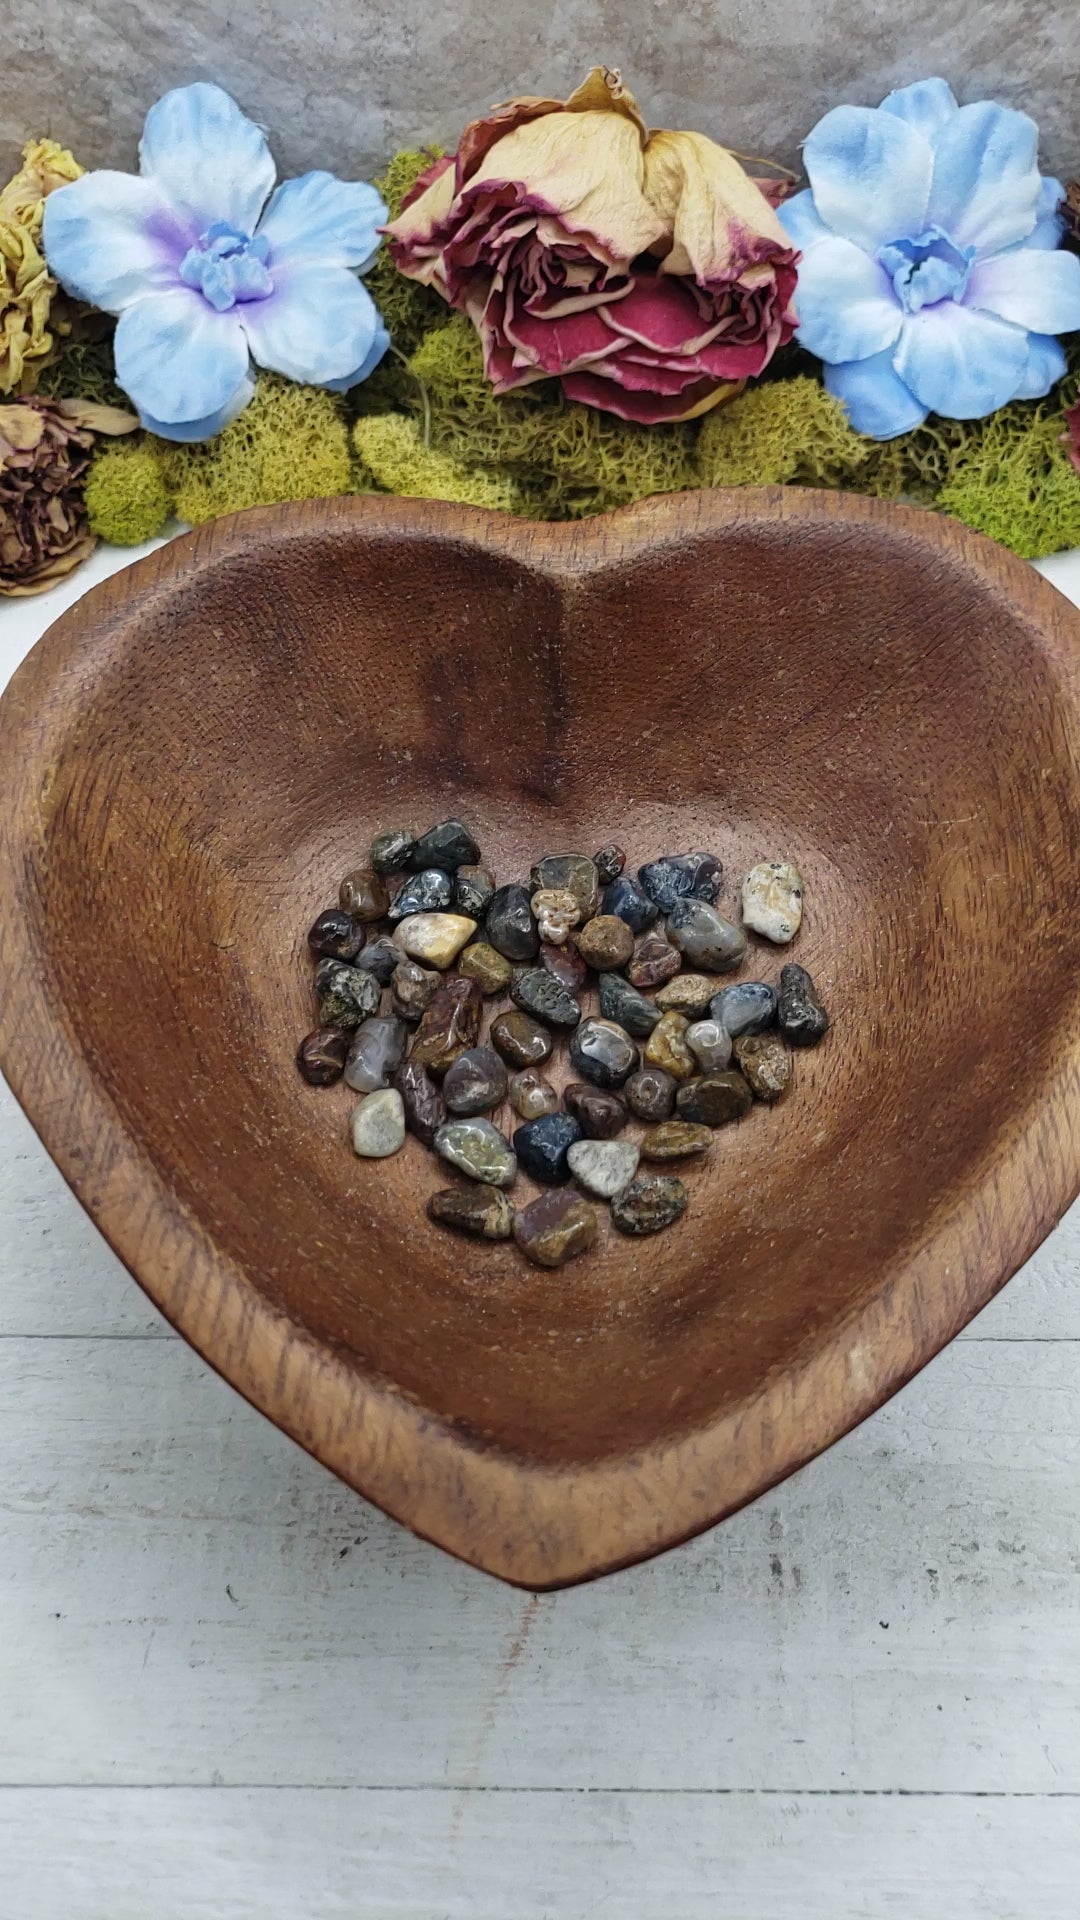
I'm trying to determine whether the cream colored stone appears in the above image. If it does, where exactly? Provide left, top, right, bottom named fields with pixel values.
left=741, top=861, right=804, bottom=945
left=350, top=1089, right=406, bottom=1158
left=392, top=912, right=476, bottom=968
left=530, top=888, right=581, bottom=945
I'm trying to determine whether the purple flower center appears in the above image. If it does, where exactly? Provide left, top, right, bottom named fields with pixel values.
left=878, top=228, right=974, bottom=314
left=179, top=221, right=273, bottom=312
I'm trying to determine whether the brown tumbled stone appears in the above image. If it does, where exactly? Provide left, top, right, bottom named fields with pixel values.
left=513, top=1189, right=598, bottom=1268
left=627, top=927, right=682, bottom=989
left=611, top=1174, right=689, bottom=1236
left=428, top=1184, right=515, bottom=1240
left=489, top=1009, right=554, bottom=1068
left=574, top=913, right=635, bottom=971
left=676, top=1070, right=753, bottom=1127
left=393, top=1057, right=446, bottom=1146
left=643, top=1011, right=696, bottom=1081
left=296, top=1028, right=350, bottom=1085
left=443, top=1044, right=509, bottom=1115
left=563, top=1082, right=629, bottom=1138
left=409, top=975, right=483, bottom=1077
left=339, top=864, right=390, bottom=922
left=624, top=1066, right=677, bottom=1122
left=639, top=1120, right=713, bottom=1161
left=391, top=957, right=439, bottom=1025
left=540, top=940, right=588, bottom=995
left=654, top=973, right=719, bottom=1017
left=458, top=940, right=513, bottom=994
left=509, top=1069, right=560, bottom=1121
left=733, top=1032, right=792, bottom=1102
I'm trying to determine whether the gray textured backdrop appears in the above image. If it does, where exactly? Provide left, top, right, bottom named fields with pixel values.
left=4, top=1, right=1078, bottom=184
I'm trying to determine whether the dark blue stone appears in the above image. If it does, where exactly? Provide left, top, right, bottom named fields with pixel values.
left=352, top=936, right=402, bottom=985
left=710, top=981, right=778, bottom=1036
left=410, top=819, right=481, bottom=871
left=602, top=874, right=659, bottom=933
left=638, top=852, right=723, bottom=912
left=388, top=868, right=454, bottom=920
left=486, top=883, right=540, bottom=962
left=598, top=972, right=662, bottom=1038
left=513, top=1111, right=583, bottom=1184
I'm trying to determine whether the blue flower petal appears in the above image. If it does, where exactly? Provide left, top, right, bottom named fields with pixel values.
left=239, top=265, right=379, bottom=385
left=879, top=78, right=959, bottom=141
left=965, top=247, right=1080, bottom=333
left=802, top=105, right=933, bottom=253
left=1011, top=332, right=1068, bottom=400
left=323, top=317, right=392, bottom=391
left=43, top=172, right=189, bottom=311
left=257, top=172, right=389, bottom=269
left=824, top=351, right=928, bottom=437
left=892, top=303, right=1029, bottom=417
left=137, top=370, right=257, bottom=442
left=139, top=83, right=276, bottom=237
left=114, top=288, right=250, bottom=426
left=792, top=236, right=902, bottom=362
left=777, top=188, right=831, bottom=251
left=926, top=102, right=1041, bottom=257
left=1021, top=175, right=1066, bottom=250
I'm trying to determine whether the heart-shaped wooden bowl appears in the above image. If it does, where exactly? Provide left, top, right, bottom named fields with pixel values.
left=4, top=489, right=1080, bottom=1587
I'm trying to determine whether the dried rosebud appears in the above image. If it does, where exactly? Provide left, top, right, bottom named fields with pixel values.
left=386, top=66, right=798, bottom=424
left=0, top=139, right=83, bottom=394
left=0, top=394, right=135, bottom=595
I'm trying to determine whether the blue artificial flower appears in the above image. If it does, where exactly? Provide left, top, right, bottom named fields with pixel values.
left=779, top=78, right=1080, bottom=438
left=42, top=84, right=390, bottom=441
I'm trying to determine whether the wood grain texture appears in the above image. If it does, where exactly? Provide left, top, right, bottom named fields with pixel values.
left=2, top=489, right=1080, bottom=1586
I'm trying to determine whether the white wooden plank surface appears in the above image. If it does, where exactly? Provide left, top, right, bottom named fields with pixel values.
left=2, top=542, right=1080, bottom=1916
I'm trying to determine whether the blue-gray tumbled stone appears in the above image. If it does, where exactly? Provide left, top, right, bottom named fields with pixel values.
left=666, top=899, right=747, bottom=972
left=513, top=1111, right=583, bottom=1184
left=638, top=852, right=723, bottom=912
left=598, top=972, right=662, bottom=1037
left=710, top=981, right=778, bottom=1036
left=388, top=868, right=454, bottom=919
left=601, top=874, right=659, bottom=933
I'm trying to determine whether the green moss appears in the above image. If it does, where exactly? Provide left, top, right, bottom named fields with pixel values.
left=696, top=376, right=909, bottom=496
left=352, top=412, right=534, bottom=511
left=362, top=148, right=453, bottom=361
left=156, top=375, right=352, bottom=525
left=936, top=392, right=1080, bottom=558
left=406, top=316, right=699, bottom=516
left=84, top=436, right=171, bottom=544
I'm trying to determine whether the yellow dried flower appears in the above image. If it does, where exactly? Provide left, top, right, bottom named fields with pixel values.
left=0, top=139, right=84, bottom=395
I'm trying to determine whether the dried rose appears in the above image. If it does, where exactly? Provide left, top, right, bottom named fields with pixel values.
left=0, top=395, right=136, bottom=595
left=0, top=139, right=83, bottom=394
left=386, top=66, right=798, bottom=424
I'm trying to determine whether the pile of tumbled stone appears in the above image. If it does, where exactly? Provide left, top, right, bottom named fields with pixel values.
left=296, top=820, right=829, bottom=1269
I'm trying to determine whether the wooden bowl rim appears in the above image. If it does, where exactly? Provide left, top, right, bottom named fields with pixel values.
left=4, top=486, right=1080, bottom=1588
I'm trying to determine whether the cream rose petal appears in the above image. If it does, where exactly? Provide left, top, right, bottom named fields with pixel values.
left=385, top=158, right=458, bottom=289
left=642, top=129, right=793, bottom=285
left=468, top=110, right=666, bottom=265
